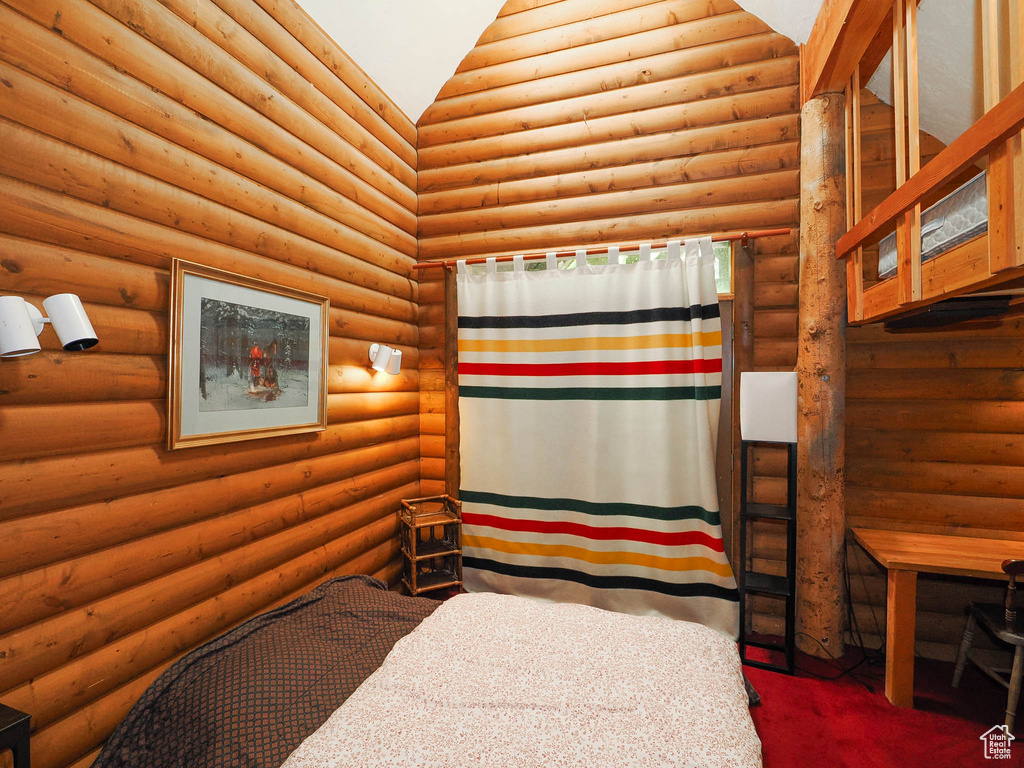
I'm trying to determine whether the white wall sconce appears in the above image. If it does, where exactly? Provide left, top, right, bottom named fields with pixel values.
left=368, top=343, right=402, bottom=375
left=0, top=294, right=98, bottom=359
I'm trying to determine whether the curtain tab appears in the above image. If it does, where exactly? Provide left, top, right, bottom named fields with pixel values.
left=486, top=257, right=498, bottom=275
left=546, top=252, right=557, bottom=271
left=607, top=245, right=619, bottom=266
left=513, top=254, right=525, bottom=272
left=575, top=249, right=587, bottom=270
left=639, top=243, right=652, bottom=262
left=667, top=240, right=681, bottom=261
left=684, top=238, right=700, bottom=264
left=698, top=236, right=714, bottom=261
left=456, top=260, right=467, bottom=276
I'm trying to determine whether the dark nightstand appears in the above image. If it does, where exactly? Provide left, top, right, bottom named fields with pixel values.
left=0, top=704, right=30, bottom=768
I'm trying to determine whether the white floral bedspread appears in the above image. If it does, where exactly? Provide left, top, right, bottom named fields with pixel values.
left=282, top=592, right=761, bottom=768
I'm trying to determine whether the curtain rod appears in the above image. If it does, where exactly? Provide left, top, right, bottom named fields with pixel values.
left=412, top=228, right=792, bottom=271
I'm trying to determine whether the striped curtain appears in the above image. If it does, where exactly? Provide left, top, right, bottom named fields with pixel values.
left=457, top=239, right=739, bottom=638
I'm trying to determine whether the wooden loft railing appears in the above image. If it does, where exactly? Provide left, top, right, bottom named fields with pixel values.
left=840, top=82, right=1024, bottom=268
left=837, top=0, right=1024, bottom=324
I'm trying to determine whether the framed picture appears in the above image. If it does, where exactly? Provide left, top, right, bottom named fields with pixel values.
left=168, top=259, right=329, bottom=450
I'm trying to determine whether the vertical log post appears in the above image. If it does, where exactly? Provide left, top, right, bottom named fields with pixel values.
left=444, top=266, right=461, bottom=499
left=730, top=243, right=755, bottom=581
left=796, top=92, right=847, bottom=659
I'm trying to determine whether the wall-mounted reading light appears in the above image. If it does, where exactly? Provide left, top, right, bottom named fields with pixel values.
left=0, top=294, right=98, bottom=359
left=368, top=343, right=402, bottom=375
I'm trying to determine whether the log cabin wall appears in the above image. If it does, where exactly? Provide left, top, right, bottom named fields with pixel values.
left=847, top=316, right=1024, bottom=660
left=415, top=0, right=802, bottom=634
left=0, top=0, right=417, bottom=766
left=845, top=89, right=1022, bottom=661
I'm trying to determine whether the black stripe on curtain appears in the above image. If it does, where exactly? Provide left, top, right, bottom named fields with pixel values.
left=458, top=304, right=721, bottom=329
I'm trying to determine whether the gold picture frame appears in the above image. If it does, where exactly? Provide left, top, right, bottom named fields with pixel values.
left=168, top=259, right=329, bottom=450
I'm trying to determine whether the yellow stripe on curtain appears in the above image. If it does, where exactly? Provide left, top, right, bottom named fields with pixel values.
left=464, top=534, right=735, bottom=578
left=459, top=331, right=723, bottom=354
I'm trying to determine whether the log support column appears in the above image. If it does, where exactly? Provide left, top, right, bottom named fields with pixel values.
left=444, top=266, right=460, bottom=498
left=796, top=92, right=847, bottom=659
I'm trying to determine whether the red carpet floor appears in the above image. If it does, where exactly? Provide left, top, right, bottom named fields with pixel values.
left=744, top=651, right=1020, bottom=768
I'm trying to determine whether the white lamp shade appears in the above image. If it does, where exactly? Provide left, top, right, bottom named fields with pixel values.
left=43, top=294, right=98, bottom=351
left=369, top=343, right=393, bottom=372
left=0, top=296, right=43, bottom=358
left=740, top=371, right=798, bottom=443
left=385, top=348, right=402, bottom=375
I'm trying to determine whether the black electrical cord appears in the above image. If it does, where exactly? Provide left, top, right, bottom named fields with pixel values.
left=793, top=631, right=878, bottom=693
left=782, top=539, right=886, bottom=692
left=845, top=537, right=885, bottom=666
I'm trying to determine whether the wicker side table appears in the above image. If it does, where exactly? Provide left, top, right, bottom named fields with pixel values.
left=399, top=495, right=462, bottom=596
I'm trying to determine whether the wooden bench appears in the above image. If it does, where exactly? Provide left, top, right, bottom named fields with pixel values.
left=851, top=528, right=1024, bottom=707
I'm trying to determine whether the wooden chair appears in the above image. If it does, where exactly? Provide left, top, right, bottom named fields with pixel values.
left=952, top=559, right=1024, bottom=733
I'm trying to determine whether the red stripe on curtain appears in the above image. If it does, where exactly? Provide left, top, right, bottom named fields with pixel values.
left=459, top=359, right=723, bottom=377
left=464, top=512, right=726, bottom=552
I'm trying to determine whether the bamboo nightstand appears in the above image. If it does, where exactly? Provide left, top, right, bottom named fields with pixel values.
left=399, top=495, right=463, bottom=596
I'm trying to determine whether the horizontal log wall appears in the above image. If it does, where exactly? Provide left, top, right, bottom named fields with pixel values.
left=420, top=271, right=447, bottom=496
left=0, top=0, right=416, bottom=766
left=416, top=0, right=802, bottom=594
left=846, top=316, right=1024, bottom=660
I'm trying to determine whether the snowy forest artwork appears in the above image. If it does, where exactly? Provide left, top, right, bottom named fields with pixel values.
left=169, top=259, right=328, bottom=450
left=198, top=298, right=311, bottom=412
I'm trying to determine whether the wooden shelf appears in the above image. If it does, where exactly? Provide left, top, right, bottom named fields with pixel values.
left=739, top=441, right=796, bottom=675
left=402, top=539, right=460, bottom=562
left=404, top=570, right=461, bottom=594
left=743, top=571, right=791, bottom=597
left=405, top=510, right=459, bottom=529
left=742, top=503, right=794, bottom=521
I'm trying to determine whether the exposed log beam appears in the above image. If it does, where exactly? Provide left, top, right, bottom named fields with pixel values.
left=801, top=0, right=894, bottom=103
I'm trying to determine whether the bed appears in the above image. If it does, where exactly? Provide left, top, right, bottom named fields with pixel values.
left=877, top=170, right=988, bottom=280
left=94, top=576, right=761, bottom=768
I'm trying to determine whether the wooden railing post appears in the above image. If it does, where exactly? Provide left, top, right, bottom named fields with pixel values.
left=1011, top=0, right=1024, bottom=260
left=984, top=0, right=1022, bottom=273
left=845, top=69, right=864, bottom=323
left=891, top=0, right=921, bottom=305
left=797, top=91, right=847, bottom=659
